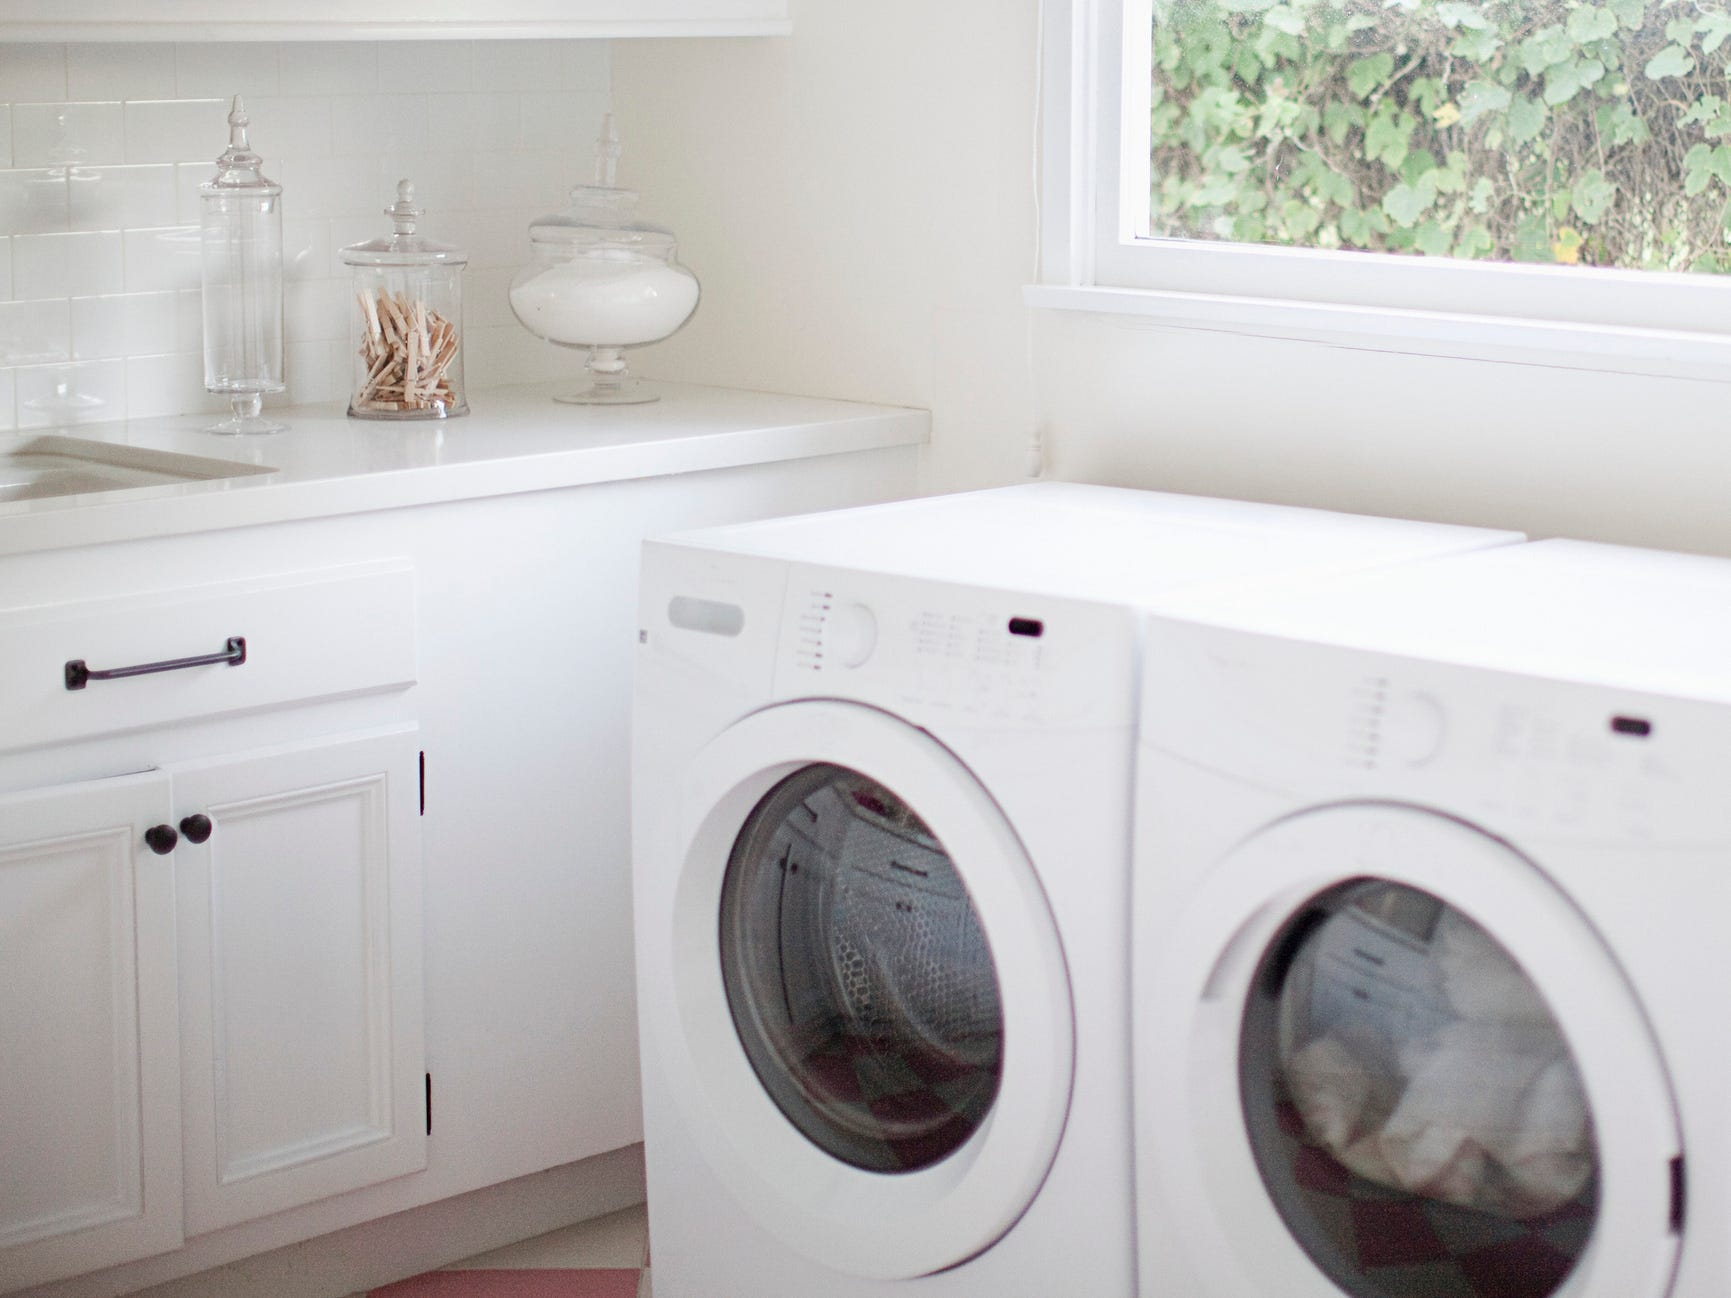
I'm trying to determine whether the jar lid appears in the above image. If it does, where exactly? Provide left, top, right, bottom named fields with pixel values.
left=341, top=179, right=468, bottom=267
left=201, top=96, right=281, bottom=196
left=526, top=114, right=678, bottom=252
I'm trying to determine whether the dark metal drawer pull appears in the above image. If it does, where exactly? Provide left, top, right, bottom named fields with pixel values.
left=65, top=636, right=247, bottom=691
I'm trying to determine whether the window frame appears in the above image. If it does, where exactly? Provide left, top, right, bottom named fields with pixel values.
left=1030, top=0, right=1731, bottom=381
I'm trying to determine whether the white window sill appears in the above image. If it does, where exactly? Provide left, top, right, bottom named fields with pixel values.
left=1023, top=284, right=1731, bottom=385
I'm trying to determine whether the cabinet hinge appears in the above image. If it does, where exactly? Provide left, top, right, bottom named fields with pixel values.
left=419, top=751, right=426, bottom=816
left=426, top=1072, right=433, bottom=1135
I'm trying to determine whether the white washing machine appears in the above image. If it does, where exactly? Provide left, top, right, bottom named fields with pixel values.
left=1132, top=538, right=1730, bottom=1298
left=632, top=482, right=1517, bottom=1298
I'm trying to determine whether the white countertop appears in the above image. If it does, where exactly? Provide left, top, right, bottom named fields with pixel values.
left=0, top=381, right=930, bottom=557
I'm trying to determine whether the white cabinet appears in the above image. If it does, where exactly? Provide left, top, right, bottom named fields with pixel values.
left=174, top=729, right=425, bottom=1237
left=0, top=0, right=789, bottom=41
left=0, top=774, right=182, bottom=1294
left=0, top=563, right=425, bottom=1295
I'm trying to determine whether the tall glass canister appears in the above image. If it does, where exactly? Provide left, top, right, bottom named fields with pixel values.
left=341, top=180, right=468, bottom=419
left=199, top=96, right=285, bottom=435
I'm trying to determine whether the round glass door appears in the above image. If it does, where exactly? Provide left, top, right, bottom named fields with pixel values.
left=1241, top=879, right=1598, bottom=1298
left=719, top=763, right=1004, bottom=1173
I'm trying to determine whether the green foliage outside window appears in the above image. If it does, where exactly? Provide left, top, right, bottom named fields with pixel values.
left=1151, top=0, right=1731, bottom=270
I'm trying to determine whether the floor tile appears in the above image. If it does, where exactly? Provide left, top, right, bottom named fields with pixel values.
left=371, top=1270, right=639, bottom=1298
left=442, top=1205, right=649, bottom=1271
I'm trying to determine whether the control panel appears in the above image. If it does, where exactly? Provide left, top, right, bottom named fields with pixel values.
left=775, top=567, right=1134, bottom=730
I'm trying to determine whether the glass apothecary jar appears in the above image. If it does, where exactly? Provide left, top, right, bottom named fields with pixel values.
left=341, top=180, right=468, bottom=420
left=509, top=115, right=699, bottom=405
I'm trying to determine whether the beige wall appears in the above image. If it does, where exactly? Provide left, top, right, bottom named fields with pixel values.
left=614, top=2, right=1731, bottom=556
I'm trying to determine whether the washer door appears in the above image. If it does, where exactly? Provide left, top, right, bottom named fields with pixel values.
left=662, top=701, right=1074, bottom=1279
left=1142, top=803, right=1681, bottom=1298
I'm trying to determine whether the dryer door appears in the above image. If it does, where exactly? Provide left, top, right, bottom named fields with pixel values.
left=660, top=701, right=1074, bottom=1280
left=1142, top=802, right=1680, bottom=1298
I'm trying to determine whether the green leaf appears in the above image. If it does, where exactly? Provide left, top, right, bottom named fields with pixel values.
left=1455, top=225, right=1496, bottom=259
left=1665, top=18, right=1698, bottom=46
left=1572, top=169, right=1616, bottom=224
left=1348, top=52, right=1395, bottom=99
left=1468, top=177, right=1496, bottom=214
left=1262, top=5, right=1306, bottom=35
left=1381, top=183, right=1430, bottom=227
left=1458, top=80, right=1511, bottom=124
left=1507, top=95, right=1547, bottom=144
left=1566, top=7, right=1617, bottom=43
left=1518, top=25, right=1572, bottom=78
left=1435, top=2, right=1489, bottom=30
left=1364, top=108, right=1413, bottom=168
left=1610, top=0, right=1644, bottom=28
left=1451, top=27, right=1504, bottom=61
left=1644, top=45, right=1697, bottom=81
left=1210, top=143, right=1252, bottom=174
left=1701, top=12, right=1731, bottom=55
left=1685, top=142, right=1715, bottom=196
left=1415, top=221, right=1453, bottom=256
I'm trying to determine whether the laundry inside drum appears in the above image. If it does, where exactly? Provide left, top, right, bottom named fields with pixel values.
left=720, top=763, right=1005, bottom=1173
left=1240, top=879, right=1598, bottom=1298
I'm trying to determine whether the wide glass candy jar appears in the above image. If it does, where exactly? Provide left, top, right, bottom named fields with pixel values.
left=341, top=180, right=468, bottom=420
left=509, top=118, right=699, bottom=405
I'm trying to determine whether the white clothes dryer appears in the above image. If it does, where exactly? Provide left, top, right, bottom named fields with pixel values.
left=632, top=482, right=1516, bottom=1298
left=1131, top=538, right=1728, bottom=1298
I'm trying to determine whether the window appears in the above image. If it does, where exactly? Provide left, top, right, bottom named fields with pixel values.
left=1032, top=0, right=1731, bottom=377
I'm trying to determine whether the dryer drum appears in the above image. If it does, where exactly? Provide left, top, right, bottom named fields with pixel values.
left=1239, top=879, right=1599, bottom=1298
left=719, top=763, right=1005, bottom=1175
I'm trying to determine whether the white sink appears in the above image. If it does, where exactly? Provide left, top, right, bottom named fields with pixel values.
left=0, top=435, right=275, bottom=504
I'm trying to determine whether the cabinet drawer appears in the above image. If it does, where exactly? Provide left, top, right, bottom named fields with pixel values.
left=1, top=563, right=415, bottom=754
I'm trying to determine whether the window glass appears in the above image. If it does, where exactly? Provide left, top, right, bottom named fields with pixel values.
left=719, top=764, right=1004, bottom=1173
left=1240, top=879, right=1598, bottom=1298
left=1149, top=0, right=1731, bottom=272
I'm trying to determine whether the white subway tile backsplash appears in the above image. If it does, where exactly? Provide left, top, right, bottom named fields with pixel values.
left=125, top=352, right=219, bottom=419
left=373, top=152, right=473, bottom=217
left=473, top=42, right=567, bottom=94
left=333, top=95, right=429, bottom=156
left=427, top=93, right=521, bottom=155
left=125, top=98, right=230, bottom=165
left=279, top=42, right=379, bottom=97
left=70, top=294, right=130, bottom=360
left=121, top=225, right=201, bottom=293
left=0, top=170, right=72, bottom=236
left=0, top=298, right=71, bottom=367
left=284, top=278, right=344, bottom=343
left=119, top=290, right=182, bottom=354
left=70, top=164, right=178, bottom=233
left=15, top=359, right=126, bottom=427
left=0, top=45, right=69, bottom=103
left=473, top=151, right=570, bottom=213
left=15, top=230, right=125, bottom=299
left=67, top=44, right=179, bottom=102
left=247, top=96, right=336, bottom=160
left=275, top=154, right=379, bottom=220
left=283, top=218, right=333, bottom=283
left=15, top=102, right=127, bottom=168
left=3, top=37, right=609, bottom=422
left=562, top=42, right=611, bottom=94
left=173, top=43, right=281, bottom=100
left=379, top=42, right=472, bottom=95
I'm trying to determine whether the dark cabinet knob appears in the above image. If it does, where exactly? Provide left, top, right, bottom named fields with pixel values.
left=144, top=824, right=179, bottom=855
left=179, top=813, right=213, bottom=844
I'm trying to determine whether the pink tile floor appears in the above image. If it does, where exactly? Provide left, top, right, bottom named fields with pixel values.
left=365, top=1205, right=651, bottom=1298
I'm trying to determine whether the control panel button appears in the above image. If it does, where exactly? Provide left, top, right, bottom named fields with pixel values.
left=830, top=603, right=878, bottom=669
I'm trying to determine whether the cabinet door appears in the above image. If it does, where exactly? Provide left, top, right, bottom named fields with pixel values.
left=0, top=773, right=182, bottom=1295
left=173, top=728, right=425, bottom=1235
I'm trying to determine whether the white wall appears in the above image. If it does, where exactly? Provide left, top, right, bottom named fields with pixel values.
left=614, top=1, right=1731, bottom=557
left=0, top=40, right=610, bottom=426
